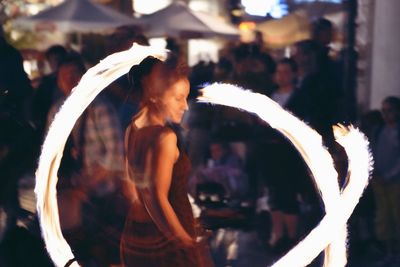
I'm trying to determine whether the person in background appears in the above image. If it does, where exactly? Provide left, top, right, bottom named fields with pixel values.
left=263, top=58, right=308, bottom=254
left=291, top=39, right=340, bottom=149
left=311, top=17, right=334, bottom=57
left=47, top=52, right=124, bottom=266
left=348, top=109, right=383, bottom=256
left=0, top=25, right=33, bottom=121
left=311, top=17, right=345, bottom=123
left=371, top=96, right=400, bottom=263
left=271, top=58, right=298, bottom=107
left=48, top=53, right=124, bottom=193
left=189, top=140, right=248, bottom=200
left=105, top=26, right=150, bottom=130
left=0, top=25, right=35, bottom=237
left=32, top=44, right=68, bottom=142
left=208, top=141, right=242, bottom=169
left=120, top=55, right=213, bottom=267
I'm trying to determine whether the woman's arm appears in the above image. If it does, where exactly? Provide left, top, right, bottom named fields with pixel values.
left=139, top=128, right=195, bottom=247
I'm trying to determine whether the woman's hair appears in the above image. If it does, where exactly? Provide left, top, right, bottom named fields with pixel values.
left=128, top=55, right=189, bottom=105
left=128, top=56, right=160, bottom=95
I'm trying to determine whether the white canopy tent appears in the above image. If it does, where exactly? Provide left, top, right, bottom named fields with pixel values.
left=12, top=0, right=144, bottom=33
left=140, top=1, right=240, bottom=39
left=256, top=10, right=346, bottom=49
left=256, top=10, right=310, bottom=49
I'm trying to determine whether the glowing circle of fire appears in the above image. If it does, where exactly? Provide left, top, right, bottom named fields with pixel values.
left=199, top=84, right=372, bottom=267
left=36, top=44, right=372, bottom=267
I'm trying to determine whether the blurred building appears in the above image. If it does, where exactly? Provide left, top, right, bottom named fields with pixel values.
left=360, top=0, right=400, bottom=110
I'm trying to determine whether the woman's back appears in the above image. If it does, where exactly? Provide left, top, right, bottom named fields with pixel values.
left=125, top=123, right=193, bottom=229
left=125, top=124, right=163, bottom=222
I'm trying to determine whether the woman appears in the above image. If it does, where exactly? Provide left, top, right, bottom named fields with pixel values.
left=120, top=56, right=213, bottom=267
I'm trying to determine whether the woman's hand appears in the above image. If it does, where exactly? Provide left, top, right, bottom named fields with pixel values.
left=176, top=235, right=196, bottom=248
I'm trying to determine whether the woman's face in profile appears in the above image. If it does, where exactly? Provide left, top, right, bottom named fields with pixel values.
left=159, top=78, right=190, bottom=124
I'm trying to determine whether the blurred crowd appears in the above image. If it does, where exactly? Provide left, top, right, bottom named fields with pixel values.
left=0, top=17, right=399, bottom=267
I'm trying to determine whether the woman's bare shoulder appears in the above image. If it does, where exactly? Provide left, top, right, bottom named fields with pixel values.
left=154, top=126, right=179, bottom=162
left=156, top=126, right=177, bottom=146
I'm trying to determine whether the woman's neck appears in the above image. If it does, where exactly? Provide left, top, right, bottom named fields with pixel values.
left=133, top=107, right=165, bottom=128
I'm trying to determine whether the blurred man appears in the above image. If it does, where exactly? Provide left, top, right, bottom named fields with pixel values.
left=104, top=26, right=150, bottom=129
left=32, top=45, right=68, bottom=141
left=47, top=53, right=124, bottom=265
left=48, top=53, right=124, bottom=193
left=312, top=17, right=334, bottom=53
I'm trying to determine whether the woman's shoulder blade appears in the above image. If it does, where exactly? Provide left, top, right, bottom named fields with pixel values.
left=129, top=124, right=177, bottom=147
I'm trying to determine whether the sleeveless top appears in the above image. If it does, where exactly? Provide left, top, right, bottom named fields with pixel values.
left=120, top=124, right=212, bottom=267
